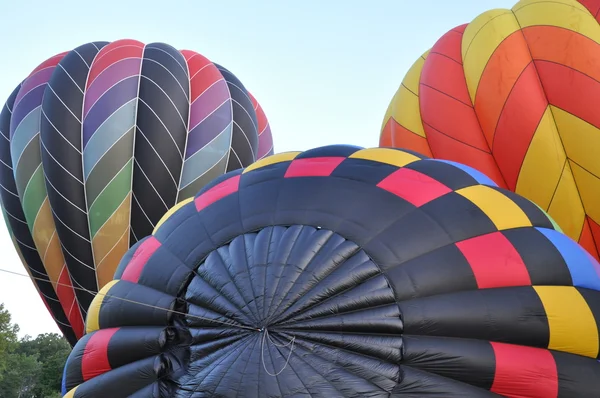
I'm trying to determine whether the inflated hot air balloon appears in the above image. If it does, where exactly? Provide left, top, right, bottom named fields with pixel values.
left=380, top=0, right=600, bottom=262
left=62, top=145, right=600, bottom=397
left=0, top=39, right=274, bottom=345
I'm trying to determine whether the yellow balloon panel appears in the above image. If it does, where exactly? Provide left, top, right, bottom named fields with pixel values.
left=515, top=107, right=565, bottom=211
left=462, top=10, right=520, bottom=103
left=513, top=0, right=600, bottom=44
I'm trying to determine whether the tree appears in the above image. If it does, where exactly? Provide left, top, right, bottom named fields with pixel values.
left=0, top=303, right=19, bottom=381
left=0, top=352, right=40, bottom=398
left=18, top=334, right=71, bottom=397
left=0, top=304, right=72, bottom=398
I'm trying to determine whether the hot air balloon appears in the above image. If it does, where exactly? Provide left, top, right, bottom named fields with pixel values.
left=62, top=145, right=600, bottom=397
left=0, top=39, right=275, bottom=345
left=380, top=0, right=600, bottom=262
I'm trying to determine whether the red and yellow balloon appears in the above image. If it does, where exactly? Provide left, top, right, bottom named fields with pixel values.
left=381, top=0, right=600, bottom=260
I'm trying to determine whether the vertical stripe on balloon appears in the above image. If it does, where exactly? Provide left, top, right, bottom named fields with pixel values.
left=83, top=39, right=145, bottom=290
left=380, top=51, right=429, bottom=152
left=130, top=42, right=190, bottom=242
left=177, top=51, right=234, bottom=201
left=249, top=92, right=274, bottom=160
left=41, top=41, right=108, bottom=329
left=216, top=64, right=259, bottom=172
left=419, top=25, right=506, bottom=188
left=8, top=54, right=89, bottom=338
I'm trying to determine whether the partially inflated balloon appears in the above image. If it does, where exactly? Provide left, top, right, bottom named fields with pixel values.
left=381, top=0, right=600, bottom=261
left=0, top=39, right=274, bottom=345
left=62, top=145, right=600, bottom=397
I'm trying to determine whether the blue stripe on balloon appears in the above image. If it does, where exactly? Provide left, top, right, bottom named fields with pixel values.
left=537, top=227, right=600, bottom=291
left=10, top=108, right=41, bottom=169
left=432, top=159, right=498, bottom=187
left=61, top=360, right=67, bottom=395
left=83, top=99, right=136, bottom=180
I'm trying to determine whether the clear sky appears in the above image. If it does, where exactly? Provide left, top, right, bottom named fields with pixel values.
left=0, top=0, right=515, bottom=338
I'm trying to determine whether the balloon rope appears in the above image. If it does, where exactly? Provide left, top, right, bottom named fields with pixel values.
left=0, top=267, right=258, bottom=331
left=260, top=328, right=295, bottom=377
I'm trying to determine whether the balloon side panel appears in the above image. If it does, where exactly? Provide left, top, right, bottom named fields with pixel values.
left=129, top=43, right=190, bottom=242
left=0, top=83, right=78, bottom=344
left=177, top=51, right=234, bottom=201
left=82, top=39, right=144, bottom=290
left=41, top=42, right=108, bottom=331
left=249, top=92, right=274, bottom=160
left=214, top=63, right=259, bottom=172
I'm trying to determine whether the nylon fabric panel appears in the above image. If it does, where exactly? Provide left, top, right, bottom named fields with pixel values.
left=402, top=335, right=496, bottom=390
left=501, top=228, right=574, bottom=285
left=9, top=54, right=82, bottom=326
left=41, top=42, right=107, bottom=330
left=393, top=366, right=499, bottom=397
left=216, top=63, right=259, bottom=172
left=552, top=349, right=600, bottom=395
left=385, top=244, right=478, bottom=301
left=400, top=286, right=551, bottom=348
left=419, top=26, right=506, bottom=188
left=249, top=92, right=274, bottom=159
left=96, top=281, right=177, bottom=331
left=175, top=226, right=402, bottom=397
left=84, top=40, right=143, bottom=295
left=70, top=356, right=160, bottom=397
left=178, top=51, right=233, bottom=200
left=0, top=83, right=78, bottom=344
left=535, top=286, right=599, bottom=358
left=379, top=51, right=430, bottom=151
left=489, top=342, right=558, bottom=397
left=131, top=42, right=190, bottom=242
left=106, top=327, right=173, bottom=369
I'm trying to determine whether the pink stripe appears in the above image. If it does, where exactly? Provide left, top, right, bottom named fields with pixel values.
left=14, top=68, right=55, bottom=107
left=121, top=236, right=161, bottom=283
left=83, top=58, right=141, bottom=119
left=195, top=175, right=241, bottom=212
left=189, top=79, right=230, bottom=130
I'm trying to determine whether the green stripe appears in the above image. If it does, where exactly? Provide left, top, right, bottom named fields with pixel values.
left=21, top=165, right=46, bottom=234
left=89, top=158, right=133, bottom=237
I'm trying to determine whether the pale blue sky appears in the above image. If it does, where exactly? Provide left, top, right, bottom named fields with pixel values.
left=0, top=0, right=515, bottom=337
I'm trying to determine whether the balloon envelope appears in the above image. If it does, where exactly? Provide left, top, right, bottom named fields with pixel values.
left=380, top=0, right=600, bottom=261
left=0, top=39, right=274, bottom=345
left=63, top=145, right=600, bottom=397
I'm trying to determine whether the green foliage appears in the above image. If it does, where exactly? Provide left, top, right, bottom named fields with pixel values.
left=0, top=353, right=40, bottom=398
left=0, top=304, right=72, bottom=398
left=0, top=303, right=19, bottom=378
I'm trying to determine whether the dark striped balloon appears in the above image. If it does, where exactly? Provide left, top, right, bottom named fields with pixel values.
left=0, top=39, right=275, bottom=345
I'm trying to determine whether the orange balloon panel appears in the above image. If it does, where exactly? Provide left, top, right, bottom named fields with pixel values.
left=381, top=0, right=600, bottom=261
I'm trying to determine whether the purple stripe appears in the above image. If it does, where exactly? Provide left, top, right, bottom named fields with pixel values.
left=10, top=85, right=46, bottom=139
left=257, top=126, right=273, bottom=159
left=83, top=77, right=139, bottom=148
left=185, top=101, right=232, bottom=158
left=83, top=58, right=142, bottom=119
left=188, top=80, right=230, bottom=130
left=14, top=68, right=55, bottom=107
